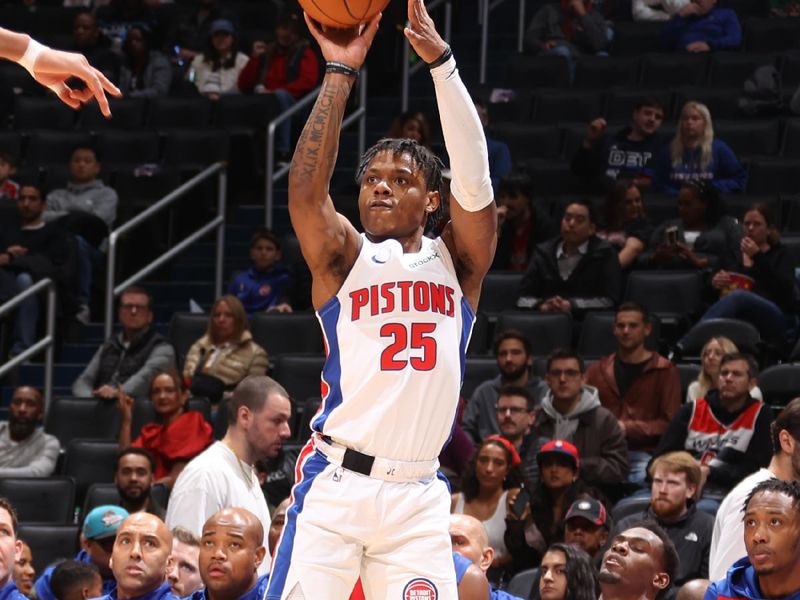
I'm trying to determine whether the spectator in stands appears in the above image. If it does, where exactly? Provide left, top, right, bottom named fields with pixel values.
left=227, top=229, right=293, bottom=315
left=13, top=542, right=34, bottom=597
left=570, top=98, right=666, bottom=191
left=693, top=203, right=798, bottom=348
left=266, top=499, right=291, bottom=559
left=706, top=480, right=800, bottom=599
left=473, top=100, right=512, bottom=195
left=709, top=398, right=800, bottom=581
left=660, top=0, right=742, bottom=52
left=654, top=353, right=772, bottom=509
left=49, top=562, right=102, bottom=600
left=0, top=183, right=73, bottom=355
left=117, top=25, right=171, bottom=98
left=72, top=286, right=176, bottom=400
left=533, top=349, right=629, bottom=490
left=452, top=436, right=523, bottom=575
left=113, top=447, right=166, bottom=518
left=166, top=528, right=202, bottom=597
left=0, top=152, right=19, bottom=204
left=45, top=145, right=118, bottom=323
left=596, top=180, right=653, bottom=269
left=462, top=330, right=547, bottom=447
left=524, top=0, right=611, bottom=81
left=182, top=296, right=268, bottom=406
left=387, top=111, right=433, bottom=148
left=166, top=376, right=290, bottom=569
left=192, top=508, right=268, bottom=600
left=518, top=200, right=622, bottom=317
left=117, top=370, right=213, bottom=487
left=0, top=497, right=24, bottom=600
left=94, top=0, right=158, bottom=53
left=449, top=513, right=527, bottom=600
left=614, top=452, right=713, bottom=586
left=0, top=386, right=59, bottom=477
left=771, top=0, right=800, bottom=15
left=563, top=498, right=610, bottom=566
left=70, top=12, right=121, bottom=85
left=649, top=181, right=741, bottom=271
left=35, top=505, right=130, bottom=600
left=598, top=523, right=678, bottom=600
left=166, top=0, right=234, bottom=68
left=237, top=14, right=319, bottom=161
left=505, top=441, right=596, bottom=572
left=492, top=171, right=555, bottom=272
left=493, top=387, right=540, bottom=484
left=529, top=542, right=599, bottom=600
left=98, top=513, right=176, bottom=600
left=188, top=19, right=248, bottom=101
left=633, top=0, right=688, bottom=21
left=653, top=102, right=746, bottom=195
left=585, top=303, right=681, bottom=484
left=686, top=336, right=763, bottom=403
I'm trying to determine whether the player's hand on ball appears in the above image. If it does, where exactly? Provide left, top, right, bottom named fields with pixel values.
left=303, top=12, right=381, bottom=71
left=404, top=0, right=448, bottom=64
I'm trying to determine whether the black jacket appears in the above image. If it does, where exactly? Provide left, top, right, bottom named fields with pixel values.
left=571, top=126, right=663, bottom=190
left=95, top=327, right=172, bottom=389
left=732, top=242, right=798, bottom=313
left=492, top=206, right=556, bottom=272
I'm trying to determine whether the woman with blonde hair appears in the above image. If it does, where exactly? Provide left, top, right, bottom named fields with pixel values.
left=182, top=295, right=268, bottom=406
left=653, top=101, right=746, bottom=195
left=686, top=336, right=762, bottom=402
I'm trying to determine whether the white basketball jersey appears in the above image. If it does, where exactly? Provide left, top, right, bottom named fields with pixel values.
left=312, top=234, right=474, bottom=462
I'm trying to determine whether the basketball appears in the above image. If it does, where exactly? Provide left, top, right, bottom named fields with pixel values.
left=298, top=0, right=390, bottom=28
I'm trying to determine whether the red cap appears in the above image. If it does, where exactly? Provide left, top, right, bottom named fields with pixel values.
left=537, top=439, right=580, bottom=469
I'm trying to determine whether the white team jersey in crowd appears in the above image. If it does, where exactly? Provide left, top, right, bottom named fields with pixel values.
left=312, top=234, right=474, bottom=463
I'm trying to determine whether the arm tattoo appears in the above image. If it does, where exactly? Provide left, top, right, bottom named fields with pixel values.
left=291, top=75, right=354, bottom=186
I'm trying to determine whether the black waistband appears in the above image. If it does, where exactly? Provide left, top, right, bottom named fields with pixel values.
left=322, top=435, right=375, bottom=476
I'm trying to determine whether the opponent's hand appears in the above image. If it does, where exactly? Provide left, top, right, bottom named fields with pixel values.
left=31, top=46, right=121, bottom=117
left=304, top=12, right=381, bottom=71
left=404, top=0, right=448, bottom=64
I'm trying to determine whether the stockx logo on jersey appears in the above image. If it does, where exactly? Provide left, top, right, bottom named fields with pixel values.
left=349, top=281, right=456, bottom=321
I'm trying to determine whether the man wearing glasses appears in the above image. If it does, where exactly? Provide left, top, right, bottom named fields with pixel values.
left=72, top=286, right=175, bottom=399
left=532, top=348, right=629, bottom=494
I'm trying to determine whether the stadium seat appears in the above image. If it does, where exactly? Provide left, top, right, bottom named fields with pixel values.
left=504, top=55, right=570, bottom=89
left=717, top=0, right=767, bottom=16
left=61, top=439, right=120, bottom=505
left=491, top=123, right=562, bottom=163
left=467, top=312, right=490, bottom=356
left=146, top=97, right=213, bottom=129
left=0, top=131, right=22, bottom=158
left=679, top=318, right=762, bottom=359
left=0, top=63, right=40, bottom=97
left=574, top=56, right=640, bottom=89
left=168, top=312, right=210, bottom=368
left=14, top=96, right=76, bottom=130
left=270, top=356, right=324, bottom=403
left=487, top=90, right=535, bottom=124
left=114, top=166, right=183, bottom=219
left=161, top=129, right=230, bottom=172
left=604, top=88, right=673, bottom=123
left=0, top=477, right=75, bottom=523
left=526, top=161, right=583, bottom=196
left=531, top=89, right=604, bottom=123
left=673, top=87, right=742, bottom=120
left=611, top=22, right=664, bottom=56
left=612, top=495, right=651, bottom=522
left=758, top=364, right=800, bottom=408
left=292, top=397, right=321, bottom=443
left=576, top=311, right=661, bottom=359
left=715, top=120, right=780, bottom=158
left=44, top=397, right=120, bottom=447
left=624, top=271, right=705, bottom=328
left=24, top=131, right=92, bottom=167
left=676, top=363, right=701, bottom=400
left=782, top=51, right=800, bottom=89
left=748, top=158, right=800, bottom=195
left=506, top=568, right=538, bottom=598
left=782, top=119, right=800, bottom=157
left=18, top=524, right=80, bottom=575
left=743, top=18, right=800, bottom=53
left=94, top=130, right=161, bottom=171
left=82, top=483, right=169, bottom=518
left=479, top=273, right=524, bottom=317
left=215, top=94, right=282, bottom=129
left=77, top=98, right=147, bottom=131
left=250, top=312, right=324, bottom=356
left=494, top=312, right=572, bottom=357
left=708, top=53, right=779, bottom=87
left=463, top=357, right=499, bottom=399
left=641, top=54, right=709, bottom=87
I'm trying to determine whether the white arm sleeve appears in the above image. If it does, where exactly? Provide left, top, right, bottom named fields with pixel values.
left=430, top=55, right=494, bottom=212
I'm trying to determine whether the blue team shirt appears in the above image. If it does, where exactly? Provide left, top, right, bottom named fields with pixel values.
left=228, top=265, right=291, bottom=314
left=452, top=552, right=524, bottom=600
left=96, top=581, right=178, bottom=600
left=0, top=581, right=28, bottom=600
left=34, top=549, right=117, bottom=600
left=705, top=556, right=800, bottom=600
left=190, top=574, right=269, bottom=600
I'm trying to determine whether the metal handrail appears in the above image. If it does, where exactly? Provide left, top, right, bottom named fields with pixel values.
left=104, top=162, right=227, bottom=338
left=400, top=0, right=452, bottom=112
left=479, top=0, right=525, bottom=84
left=0, top=278, right=56, bottom=409
left=264, top=69, right=368, bottom=228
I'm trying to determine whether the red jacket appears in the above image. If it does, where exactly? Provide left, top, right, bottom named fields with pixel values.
left=237, top=45, right=319, bottom=98
left=584, top=352, right=681, bottom=452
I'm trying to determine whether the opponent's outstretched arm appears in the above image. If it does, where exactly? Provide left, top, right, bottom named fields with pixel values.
left=0, top=28, right=121, bottom=116
left=404, top=0, right=497, bottom=310
left=289, top=15, right=380, bottom=307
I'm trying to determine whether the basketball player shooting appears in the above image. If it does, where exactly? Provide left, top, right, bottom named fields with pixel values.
left=266, top=0, right=497, bottom=598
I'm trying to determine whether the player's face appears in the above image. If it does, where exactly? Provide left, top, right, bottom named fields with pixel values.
left=599, top=527, right=667, bottom=592
left=110, top=516, right=172, bottom=597
left=744, top=491, right=800, bottom=577
left=250, top=239, right=280, bottom=271
left=474, top=443, right=510, bottom=490
left=613, top=310, right=650, bottom=352
left=268, top=500, right=290, bottom=556
left=0, top=508, right=21, bottom=585
left=539, top=550, right=568, bottom=600
left=166, top=540, right=202, bottom=596
left=12, top=542, right=34, bottom=595
left=200, top=521, right=262, bottom=596
left=359, top=150, right=438, bottom=242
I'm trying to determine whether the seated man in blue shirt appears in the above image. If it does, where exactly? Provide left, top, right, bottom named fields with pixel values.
left=228, top=229, right=294, bottom=315
left=191, top=508, right=267, bottom=600
left=0, top=497, right=27, bottom=600
left=660, top=0, right=741, bottom=52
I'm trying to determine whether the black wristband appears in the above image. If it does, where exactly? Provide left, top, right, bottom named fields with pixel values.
left=427, top=45, right=453, bottom=69
left=325, top=61, right=359, bottom=78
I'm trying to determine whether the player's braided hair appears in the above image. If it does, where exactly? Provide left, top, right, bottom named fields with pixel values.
left=355, top=138, right=445, bottom=229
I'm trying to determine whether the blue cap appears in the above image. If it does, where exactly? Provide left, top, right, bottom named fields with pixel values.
left=83, top=505, right=129, bottom=540
left=210, top=19, right=235, bottom=35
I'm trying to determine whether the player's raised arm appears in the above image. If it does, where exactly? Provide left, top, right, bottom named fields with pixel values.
left=404, top=0, right=497, bottom=310
left=288, top=14, right=380, bottom=307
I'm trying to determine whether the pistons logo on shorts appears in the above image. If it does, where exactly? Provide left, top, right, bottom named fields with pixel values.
left=403, top=578, right=438, bottom=599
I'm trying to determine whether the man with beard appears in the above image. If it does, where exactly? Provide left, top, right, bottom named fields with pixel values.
left=114, top=448, right=165, bottom=519
left=709, top=397, right=800, bottom=581
left=563, top=498, right=611, bottom=566
left=614, top=452, right=713, bottom=585
left=166, top=528, right=202, bottom=598
left=190, top=508, right=267, bottom=600
left=97, top=513, right=177, bottom=600
left=69, top=12, right=120, bottom=85
left=463, top=330, right=546, bottom=446
left=598, top=523, right=678, bottom=600
left=0, top=386, right=59, bottom=477
left=706, top=479, right=800, bottom=599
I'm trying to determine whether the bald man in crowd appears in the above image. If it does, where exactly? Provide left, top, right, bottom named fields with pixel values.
left=98, top=513, right=178, bottom=600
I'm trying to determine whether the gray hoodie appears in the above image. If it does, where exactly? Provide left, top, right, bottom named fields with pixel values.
left=45, top=179, right=118, bottom=228
left=539, top=384, right=601, bottom=440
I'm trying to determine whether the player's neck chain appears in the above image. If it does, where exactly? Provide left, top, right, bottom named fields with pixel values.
left=223, top=437, right=255, bottom=489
